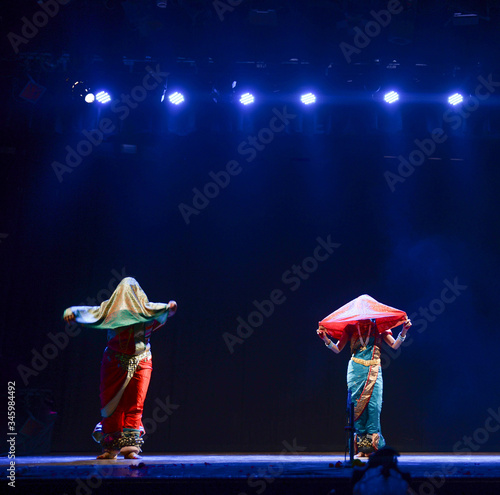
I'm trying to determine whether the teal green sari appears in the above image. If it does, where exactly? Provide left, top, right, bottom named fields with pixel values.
left=347, top=328, right=389, bottom=454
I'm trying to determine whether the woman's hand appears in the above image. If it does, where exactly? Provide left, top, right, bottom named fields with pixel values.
left=168, top=300, right=178, bottom=316
left=316, top=327, right=329, bottom=343
left=318, top=327, right=344, bottom=353
left=63, top=310, right=75, bottom=323
left=402, top=318, right=412, bottom=336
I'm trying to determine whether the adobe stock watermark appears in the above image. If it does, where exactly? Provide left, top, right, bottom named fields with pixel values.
left=212, top=0, right=243, bottom=22
left=52, top=65, right=169, bottom=183
left=340, top=0, right=404, bottom=64
left=223, top=236, right=340, bottom=354
left=178, top=106, right=296, bottom=225
left=453, top=406, right=500, bottom=453
left=408, top=405, right=500, bottom=495
left=7, top=0, right=71, bottom=54
left=17, top=267, right=128, bottom=386
left=380, top=277, right=468, bottom=370
left=384, top=73, right=500, bottom=192
left=142, top=396, right=180, bottom=440
left=60, top=399, right=178, bottom=495
left=62, top=465, right=115, bottom=495
left=240, top=439, right=306, bottom=495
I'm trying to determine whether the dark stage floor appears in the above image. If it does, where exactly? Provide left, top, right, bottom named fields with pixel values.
left=3, top=453, right=500, bottom=494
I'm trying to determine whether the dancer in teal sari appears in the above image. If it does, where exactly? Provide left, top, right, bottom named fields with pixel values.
left=317, top=318, right=411, bottom=456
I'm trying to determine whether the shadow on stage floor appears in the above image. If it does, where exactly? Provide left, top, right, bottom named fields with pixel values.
left=2, top=453, right=500, bottom=494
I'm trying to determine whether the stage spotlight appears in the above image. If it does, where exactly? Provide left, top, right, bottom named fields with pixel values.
left=210, top=86, right=221, bottom=104
left=240, top=92, right=255, bottom=105
left=95, top=91, right=111, bottom=104
left=168, top=92, right=185, bottom=105
left=448, top=93, right=464, bottom=106
left=384, top=91, right=399, bottom=104
left=71, top=80, right=94, bottom=102
left=301, top=93, right=316, bottom=105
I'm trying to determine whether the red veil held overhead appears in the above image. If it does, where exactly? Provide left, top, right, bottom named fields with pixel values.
left=319, top=294, right=408, bottom=340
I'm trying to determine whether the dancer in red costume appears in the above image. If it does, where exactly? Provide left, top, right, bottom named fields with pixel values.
left=64, top=277, right=177, bottom=459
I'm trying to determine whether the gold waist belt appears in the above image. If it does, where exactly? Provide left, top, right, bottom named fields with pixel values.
left=117, top=349, right=151, bottom=378
left=351, top=357, right=381, bottom=367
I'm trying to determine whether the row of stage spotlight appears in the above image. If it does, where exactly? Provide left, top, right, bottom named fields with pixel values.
left=81, top=90, right=466, bottom=107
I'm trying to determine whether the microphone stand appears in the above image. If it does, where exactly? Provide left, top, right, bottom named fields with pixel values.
left=344, top=388, right=355, bottom=466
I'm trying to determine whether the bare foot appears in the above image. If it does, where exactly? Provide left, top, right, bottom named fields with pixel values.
left=97, top=451, right=118, bottom=459
left=120, top=446, right=142, bottom=459
left=355, top=452, right=368, bottom=458
left=124, top=451, right=142, bottom=459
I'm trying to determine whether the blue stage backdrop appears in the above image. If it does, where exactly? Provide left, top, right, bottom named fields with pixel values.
left=2, top=128, right=498, bottom=453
